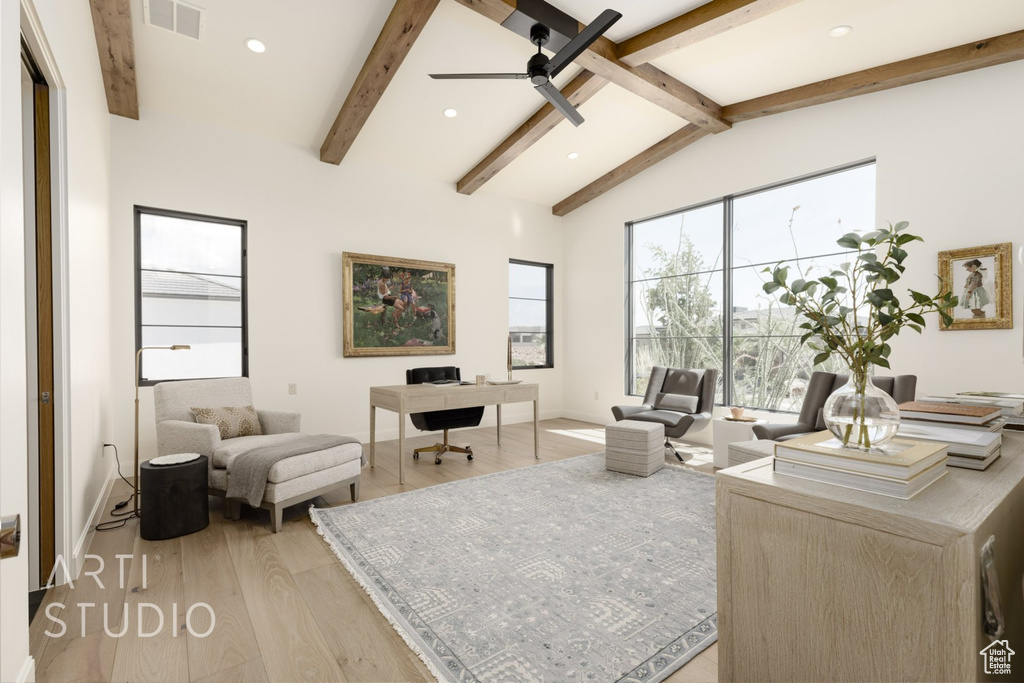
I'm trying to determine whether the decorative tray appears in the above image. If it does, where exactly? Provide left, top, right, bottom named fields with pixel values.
left=150, top=453, right=201, bottom=466
left=723, top=417, right=758, bottom=423
left=486, top=379, right=523, bottom=385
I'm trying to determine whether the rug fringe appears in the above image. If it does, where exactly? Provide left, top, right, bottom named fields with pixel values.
left=308, top=504, right=448, bottom=683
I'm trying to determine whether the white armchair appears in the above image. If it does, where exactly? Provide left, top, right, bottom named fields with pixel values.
left=153, top=377, right=363, bottom=532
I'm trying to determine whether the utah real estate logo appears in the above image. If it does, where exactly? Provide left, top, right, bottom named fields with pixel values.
left=980, top=640, right=1015, bottom=675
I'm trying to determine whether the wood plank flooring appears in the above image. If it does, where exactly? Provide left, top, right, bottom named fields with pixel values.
left=31, top=418, right=717, bottom=682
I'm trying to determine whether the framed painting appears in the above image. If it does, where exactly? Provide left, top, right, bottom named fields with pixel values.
left=938, top=242, right=1012, bottom=331
left=342, top=252, right=456, bottom=357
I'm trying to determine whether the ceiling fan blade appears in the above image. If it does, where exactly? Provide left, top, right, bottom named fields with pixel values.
left=535, top=81, right=584, bottom=127
left=429, top=73, right=529, bottom=80
left=546, top=9, right=622, bottom=78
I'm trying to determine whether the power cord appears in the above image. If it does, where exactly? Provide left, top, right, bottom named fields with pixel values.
left=95, top=443, right=138, bottom=531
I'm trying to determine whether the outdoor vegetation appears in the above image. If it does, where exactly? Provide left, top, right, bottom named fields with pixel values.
left=632, top=207, right=851, bottom=411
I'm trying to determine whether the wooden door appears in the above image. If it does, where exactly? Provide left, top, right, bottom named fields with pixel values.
left=25, top=48, right=54, bottom=587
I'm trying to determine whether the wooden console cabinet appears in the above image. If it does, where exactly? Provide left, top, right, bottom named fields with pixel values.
left=716, top=433, right=1024, bottom=682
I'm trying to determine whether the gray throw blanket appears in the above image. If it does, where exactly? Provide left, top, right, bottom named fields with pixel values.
left=227, top=434, right=364, bottom=507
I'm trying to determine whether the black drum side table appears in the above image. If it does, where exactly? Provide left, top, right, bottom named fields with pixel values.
left=140, top=455, right=209, bottom=540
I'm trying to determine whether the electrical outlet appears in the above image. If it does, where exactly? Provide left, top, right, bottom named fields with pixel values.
left=288, top=383, right=298, bottom=395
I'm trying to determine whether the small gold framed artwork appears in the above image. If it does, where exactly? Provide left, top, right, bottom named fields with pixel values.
left=938, top=242, right=1012, bottom=331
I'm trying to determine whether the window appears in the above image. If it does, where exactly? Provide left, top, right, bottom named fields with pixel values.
left=509, top=260, right=553, bottom=369
left=627, top=161, right=875, bottom=411
left=135, top=206, right=247, bottom=385
left=629, top=201, right=725, bottom=401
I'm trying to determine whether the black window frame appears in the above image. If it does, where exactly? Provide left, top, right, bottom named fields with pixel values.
left=134, top=205, right=249, bottom=387
left=509, top=258, right=554, bottom=370
left=625, top=158, right=875, bottom=409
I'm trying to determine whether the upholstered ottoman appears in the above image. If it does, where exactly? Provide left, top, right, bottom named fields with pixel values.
left=605, top=420, right=665, bottom=477
left=210, top=433, right=364, bottom=531
left=727, top=439, right=775, bottom=468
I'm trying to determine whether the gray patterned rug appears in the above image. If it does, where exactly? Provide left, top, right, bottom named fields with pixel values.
left=311, top=454, right=717, bottom=682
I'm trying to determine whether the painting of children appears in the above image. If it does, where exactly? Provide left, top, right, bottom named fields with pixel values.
left=343, top=253, right=455, bottom=356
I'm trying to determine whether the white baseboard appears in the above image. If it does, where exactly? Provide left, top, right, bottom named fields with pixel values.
left=17, top=656, right=35, bottom=683
left=71, top=461, right=117, bottom=580
left=560, top=409, right=610, bottom=426
left=350, top=409, right=562, bottom=443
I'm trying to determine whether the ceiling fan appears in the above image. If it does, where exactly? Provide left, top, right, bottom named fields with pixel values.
left=429, top=1, right=622, bottom=127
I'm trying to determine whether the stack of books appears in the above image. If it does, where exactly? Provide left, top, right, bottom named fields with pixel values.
left=956, top=392, right=1024, bottom=432
left=896, top=421, right=1002, bottom=470
left=772, top=431, right=948, bottom=499
left=897, top=400, right=1005, bottom=470
left=900, top=400, right=1004, bottom=426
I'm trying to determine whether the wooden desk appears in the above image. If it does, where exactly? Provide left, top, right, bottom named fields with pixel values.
left=716, top=432, right=1024, bottom=682
left=369, top=383, right=539, bottom=484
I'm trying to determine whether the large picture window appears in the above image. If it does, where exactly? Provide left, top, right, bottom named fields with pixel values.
left=135, top=206, right=247, bottom=384
left=509, top=260, right=553, bottom=369
left=627, top=161, right=875, bottom=411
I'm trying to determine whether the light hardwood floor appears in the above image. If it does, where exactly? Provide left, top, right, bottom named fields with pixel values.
left=31, top=418, right=718, bottom=683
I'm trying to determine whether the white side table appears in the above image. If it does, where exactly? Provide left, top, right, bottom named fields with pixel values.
left=712, top=417, right=766, bottom=469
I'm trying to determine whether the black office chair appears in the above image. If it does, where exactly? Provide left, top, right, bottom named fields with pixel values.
left=406, top=366, right=484, bottom=465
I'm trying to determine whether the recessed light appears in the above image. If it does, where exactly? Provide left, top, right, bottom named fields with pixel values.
left=567, top=152, right=579, bottom=160
left=828, top=25, right=852, bottom=38
left=245, top=38, right=266, bottom=53
left=443, top=108, right=458, bottom=118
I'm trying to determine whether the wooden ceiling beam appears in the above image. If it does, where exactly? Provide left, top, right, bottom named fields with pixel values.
left=320, top=0, right=440, bottom=165
left=617, top=0, right=803, bottom=67
left=88, top=0, right=139, bottom=119
left=450, top=0, right=730, bottom=132
left=457, top=71, right=607, bottom=195
left=553, top=29, right=1024, bottom=216
left=552, top=124, right=711, bottom=216
left=724, top=29, right=1024, bottom=124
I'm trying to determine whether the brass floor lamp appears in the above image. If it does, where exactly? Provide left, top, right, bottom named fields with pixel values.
left=134, top=345, right=190, bottom=517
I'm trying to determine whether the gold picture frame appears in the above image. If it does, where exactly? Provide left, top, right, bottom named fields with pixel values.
left=938, top=242, right=1012, bottom=331
left=342, top=252, right=456, bottom=357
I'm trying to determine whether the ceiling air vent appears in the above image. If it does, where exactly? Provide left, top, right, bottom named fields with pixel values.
left=143, top=0, right=206, bottom=41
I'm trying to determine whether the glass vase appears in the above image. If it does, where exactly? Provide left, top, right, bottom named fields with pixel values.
left=822, top=371, right=900, bottom=451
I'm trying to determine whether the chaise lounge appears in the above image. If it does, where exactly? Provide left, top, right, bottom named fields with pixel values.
left=153, top=377, right=364, bottom=532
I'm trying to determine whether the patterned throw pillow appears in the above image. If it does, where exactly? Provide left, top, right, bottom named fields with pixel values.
left=191, top=405, right=263, bottom=440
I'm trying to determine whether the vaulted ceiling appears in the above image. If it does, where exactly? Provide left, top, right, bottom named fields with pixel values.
left=92, top=0, right=1024, bottom=214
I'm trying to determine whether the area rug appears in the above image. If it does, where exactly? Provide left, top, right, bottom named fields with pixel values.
left=311, top=454, right=717, bottom=682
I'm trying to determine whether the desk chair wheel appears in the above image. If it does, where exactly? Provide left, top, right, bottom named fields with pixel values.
left=413, top=453, right=420, bottom=460
left=434, top=456, right=443, bottom=465
left=467, top=450, right=474, bottom=461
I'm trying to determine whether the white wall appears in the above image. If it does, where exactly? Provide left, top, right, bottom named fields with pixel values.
left=561, top=62, right=1024, bottom=439
left=110, top=110, right=564, bottom=460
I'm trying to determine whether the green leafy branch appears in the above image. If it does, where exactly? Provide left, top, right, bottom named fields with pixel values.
left=762, top=221, right=957, bottom=381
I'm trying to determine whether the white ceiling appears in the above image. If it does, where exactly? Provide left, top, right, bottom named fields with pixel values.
left=130, top=0, right=1024, bottom=208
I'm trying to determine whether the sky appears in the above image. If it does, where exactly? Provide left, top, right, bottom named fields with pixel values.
left=631, top=163, right=876, bottom=310
left=140, top=213, right=243, bottom=291
left=510, top=262, right=549, bottom=328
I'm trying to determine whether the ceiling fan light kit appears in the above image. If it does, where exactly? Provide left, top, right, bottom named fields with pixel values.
left=429, top=0, right=621, bottom=127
